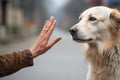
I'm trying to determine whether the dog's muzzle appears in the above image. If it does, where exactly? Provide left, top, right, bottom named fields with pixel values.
left=69, top=28, right=79, bottom=40
left=69, top=28, right=78, bottom=36
left=69, top=28, right=93, bottom=42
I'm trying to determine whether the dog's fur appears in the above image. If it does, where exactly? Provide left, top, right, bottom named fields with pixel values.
left=69, top=6, right=120, bottom=80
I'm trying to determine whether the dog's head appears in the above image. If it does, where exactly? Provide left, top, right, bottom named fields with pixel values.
left=69, top=6, right=120, bottom=43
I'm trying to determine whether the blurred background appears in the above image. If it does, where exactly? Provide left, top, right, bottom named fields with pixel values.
left=0, top=0, right=120, bottom=80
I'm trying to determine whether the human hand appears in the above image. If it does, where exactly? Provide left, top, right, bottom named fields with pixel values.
left=30, top=16, right=62, bottom=58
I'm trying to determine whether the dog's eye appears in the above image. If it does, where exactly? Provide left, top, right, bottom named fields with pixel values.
left=89, top=17, right=97, bottom=21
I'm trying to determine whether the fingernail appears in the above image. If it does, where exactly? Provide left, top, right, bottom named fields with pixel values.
left=50, top=16, right=54, bottom=20
left=54, top=20, right=56, bottom=23
left=51, top=16, right=54, bottom=18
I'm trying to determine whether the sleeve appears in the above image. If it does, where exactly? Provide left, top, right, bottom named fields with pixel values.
left=0, top=49, right=33, bottom=77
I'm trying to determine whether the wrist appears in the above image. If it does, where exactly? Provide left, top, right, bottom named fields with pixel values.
left=29, top=49, right=36, bottom=58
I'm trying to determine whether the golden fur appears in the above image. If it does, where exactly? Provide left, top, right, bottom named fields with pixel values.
left=70, top=6, right=120, bottom=80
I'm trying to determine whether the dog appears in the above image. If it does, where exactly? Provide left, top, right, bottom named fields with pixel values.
left=69, top=6, right=120, bottom=80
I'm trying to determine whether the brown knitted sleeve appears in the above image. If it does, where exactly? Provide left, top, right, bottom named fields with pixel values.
left=0, top=49, right=33, bottom=77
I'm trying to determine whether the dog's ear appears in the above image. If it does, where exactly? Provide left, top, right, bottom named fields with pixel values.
left=110, top=9, right=120, bottom=25
left=109, top=9, right=120, bottom=33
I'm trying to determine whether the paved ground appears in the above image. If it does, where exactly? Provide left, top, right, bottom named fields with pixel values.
left=0, top=29, right=87, bottom=80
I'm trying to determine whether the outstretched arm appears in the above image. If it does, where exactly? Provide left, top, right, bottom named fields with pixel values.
left=0, top=16, right=61, bottom=77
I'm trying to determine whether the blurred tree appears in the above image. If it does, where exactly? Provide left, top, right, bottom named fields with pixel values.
left=20, top=0, right=48, bottom=29
left=1, top=0, right=8, bottom=28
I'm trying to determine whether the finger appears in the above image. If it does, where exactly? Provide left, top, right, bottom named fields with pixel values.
left=39, top=20, right=48, bottom=35
left=39, top=20, right=50, bottom=37
left=38, top=19, right=56, bottom=43
left=48, top=16, right=54, bottom=22
left=45, top=20, right=56, bottom=40
left=42, top=16, right=54, bottom=33
left=36, top=17, right=56, bottom=44
left=34, top=20, right=48, bottom=43
left=39, top=17, right=55, bottom=39
left=46, top=37, right=62, bottom=49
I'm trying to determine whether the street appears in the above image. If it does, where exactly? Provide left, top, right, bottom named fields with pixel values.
left=0, top=29, right=87, bottom=80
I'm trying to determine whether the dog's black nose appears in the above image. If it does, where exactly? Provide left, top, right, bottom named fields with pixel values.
left=69, top=28, right=78, bottom=35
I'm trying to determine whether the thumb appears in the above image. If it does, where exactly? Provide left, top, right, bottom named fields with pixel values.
left=46, top=37, right=62, bottom=49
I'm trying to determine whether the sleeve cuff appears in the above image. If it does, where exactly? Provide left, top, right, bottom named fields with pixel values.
left=21, top=49, right=33, bottom=67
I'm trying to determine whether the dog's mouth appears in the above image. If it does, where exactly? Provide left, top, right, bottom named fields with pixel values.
left=73, top=37, right=93, bottom=43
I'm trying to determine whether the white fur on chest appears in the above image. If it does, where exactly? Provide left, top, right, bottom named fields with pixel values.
left=84, top=42, right=120, bottom=80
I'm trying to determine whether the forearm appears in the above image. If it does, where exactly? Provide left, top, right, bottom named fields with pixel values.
left=0, top=50, right=33, bottom=77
